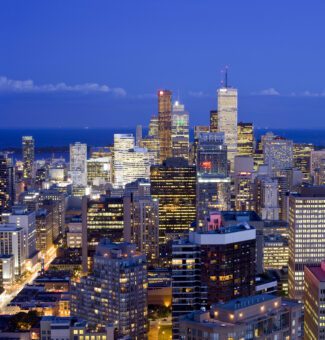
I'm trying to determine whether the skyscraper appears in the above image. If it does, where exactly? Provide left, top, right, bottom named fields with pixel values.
left=113, top=134, right=152, bottom=188
left=263, top=133, right=293, bottom=174
left=69, top=142, right=87, bottom=188
left=158, top=90, right=173, bottom=163
left=293, top=143, right=314, bottom=183
left=0, top=152, right=15, bottom=216
left=150, top=158, right=196, bottom=257
left=304, top=261, right=325, bottom=339
left=22, top=136, right=35, bottom=181
left=237, top=122, right=254, bottom=157
left=171, top=101, right=189, bottom=160
left=288, top=187, right=325, bottom=300
left=172, top=218, right=256, bottom=338
left=209, top=110, right=218, bottom=132
left=72, top=239, right=148, bottom=339
left=82, top=196, right=124, bottom=272
left=196, top=132, right=230, bottom=227
left=217, top=85, right=238, bottom=170
left=124, top=179, right=159, bottom=265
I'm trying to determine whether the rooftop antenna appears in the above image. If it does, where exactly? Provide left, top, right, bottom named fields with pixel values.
left=224, top=65, right=229, bottom=88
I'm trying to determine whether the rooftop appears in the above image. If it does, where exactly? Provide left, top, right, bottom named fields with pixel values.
left=221, top=211, right=262, bottom=222
left=214, top=294, right=276, bottom=311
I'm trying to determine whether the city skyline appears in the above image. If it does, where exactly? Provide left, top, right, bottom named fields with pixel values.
left=2, top=1, right=325, bottom=128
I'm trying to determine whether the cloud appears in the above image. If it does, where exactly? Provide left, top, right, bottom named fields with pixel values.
left=188, top=90, right=210, bottom=98
left=0, top=76, right=126, bottom=96
left=252, top=88, right=280, bottom=96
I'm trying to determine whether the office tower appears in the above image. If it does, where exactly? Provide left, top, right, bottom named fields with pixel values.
left=179, top=294, right=302, bottom=340
left=90, top=146, right=111, bottom=158
left=190, top=125, right=210, bottom=165
left=118, top=147, right=152, bottom=188
left=141, top=117, right=160, bottom=164
left=69, top=142, right=87, bottom=189
left=263, top=133, right=293, bottom=173
left=263, top=235, right=289, bottom=270
left=172, top=220, right=256, bottom=338
left=217, top=84, right=238, bottom=170
left=310, top=149, right=325, bottom=184
left=124, top=179, right=159, bottom=265
left=87, top=156, right=111, bottom=186
left=148, top=115, right=159, bottom=137
left=114, top=134, right=151, bottom=188
left=172, top=239, right=202, bottom=339
left=158, top=90, right=173, bottom=163
left=293, top=143, right=314, bottom=183
left=136, top=124, right=143, bottom=146
left=71, top=240, right=148, bottom=339
left=82, top=196, right=124, bottom=272
left=0, top=224, right=25, bottom=276
left=36, top=209, right=54, bottom=254
left=39, top=189, right=66, bottom=237
left=237, top=122, right=254, bottom=156
left=234, top=156, right=254, bottom=211
left=276, top=168, right=302, bottom=222
left=304, top=261, right=325, bottom=339
left=196, top=132, right=230, bottom=227
left=8, top=205, right=36, bottom=259
left=209, top=110, right=218, bottom=132
left=288, top=187, right=325, bottom=300
left=171, top=101, right=189, bottom=160
left=22, top=136, right=35, bottom=181
left=0, top=152, right=15, bottom=216
left=150, top=158, right=196, bottom=253
left=254, top=176, right=279, bottom=220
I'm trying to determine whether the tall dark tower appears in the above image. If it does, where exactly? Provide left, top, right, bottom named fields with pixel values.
left=22, top=136, right=35, bottom=181
left=158, top=90, right=172, bottom=163
left=0, top=152, right=15, bottom=217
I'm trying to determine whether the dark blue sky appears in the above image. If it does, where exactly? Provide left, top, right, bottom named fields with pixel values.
left=1, top=1, right=325, bottom=128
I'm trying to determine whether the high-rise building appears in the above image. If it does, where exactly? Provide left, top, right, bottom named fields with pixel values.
left=209, top=110, right=218, bottom=132
left=254, top=176, right=280, bottom=220
left=263, top=234, right=289, bottom=270
left=150, top=158, right=196, bottom=254
left=190, top=125, right=210, bottom=165
left=114, top=134, right=152, bottom=188
left=172, top=239, right=202, bottom=339
left=293, top=143, right=314, bottom=183
left=263, top=133, right=293, bottom=174
left=82, top=196, right=124, bottom=272
left=217, top=86, right=238, bottom=170
left=172, top=220, right=256, bottom=338
left=0, top=224, right=25, bottom=276
left=22, top=136, right=35, bottom=181
left=0, top=152, right=15, bottom=216
left=304, top=261, right=325, bottom=340
left=237, top=122, right=254, bottom=156
left=36, top=208, right=53, bottom=254
left=234, top=156, right=254, bottom=211
left=114, top=146, right=152, bottom=188
left=171, top=101, right=189, bottom=160
left=9, top=205, right=37, bottom=259
left=196, top=132, right=230, bottom=227
left=310, top=149, right=325, bottom=185
left=87, top=156, right=111, bottom=186
left=71, top=239, right=148, bottom=339
left=179, top=294, right=302, bottom=340
left=69, top=142, right=87, bottom=188
left=158, top=90, right=173, bottom=163
left=136, top=124, right=143, bottom=146
left=124, top=179, right=159, bottom=265
left=288, top=187, right=325, bottom=300
left=148, top=115, right=159, bottom=138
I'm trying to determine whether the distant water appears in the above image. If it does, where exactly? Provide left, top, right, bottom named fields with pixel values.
left=0, top=128, right=325, bottom=160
